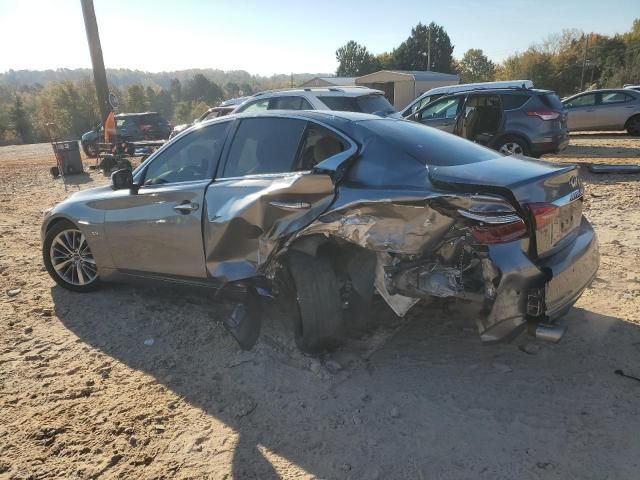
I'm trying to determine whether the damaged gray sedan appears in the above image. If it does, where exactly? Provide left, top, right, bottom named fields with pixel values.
left=42, top=111, right=599, bottom=352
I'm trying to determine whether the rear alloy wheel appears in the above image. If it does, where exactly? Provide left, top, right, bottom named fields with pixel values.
left=43, top=222, right=100, bottom=292
left=626, top=115, right=640, bottom=136
left=497, top=136, right=530, bottom=157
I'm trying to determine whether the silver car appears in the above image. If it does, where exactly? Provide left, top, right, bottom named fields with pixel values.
left=562, top=88, right=640, bottom=135
left=42, top=111, right=598, bottom=353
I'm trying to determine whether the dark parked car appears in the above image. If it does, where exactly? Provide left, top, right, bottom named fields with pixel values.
left=43, top=111, right=598, bottom=353
left=80, top=112, right=171, bottom=157
left=407, top=88, right=569, bottom=157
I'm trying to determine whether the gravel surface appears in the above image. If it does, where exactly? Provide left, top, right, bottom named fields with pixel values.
left=1, top=134, right=639, bottom=479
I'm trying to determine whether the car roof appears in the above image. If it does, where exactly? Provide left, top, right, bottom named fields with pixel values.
left=443, top=87, right=551, bottom=96
left=114, top=111, right=162, bottom=118
left=250, top=86, right=384, bottom=98
left=564, top=88, right=639, bottom=99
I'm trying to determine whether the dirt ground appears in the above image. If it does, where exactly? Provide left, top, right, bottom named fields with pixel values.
left=1, top=133, right=640, bottom=480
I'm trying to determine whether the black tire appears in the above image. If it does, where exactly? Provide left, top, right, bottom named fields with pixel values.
left=43, top=220, right=101, bottom=293
left=287, top=250, right=343, bottom=353
left=50, top=166, right=60, bottom=178
left=99, top=156, right=116, bottom=173
left=496, top=135, right=531, bottom=157
left=83, top=142, right=97, bottom=158
left=626, top=115, right=640, bottom=136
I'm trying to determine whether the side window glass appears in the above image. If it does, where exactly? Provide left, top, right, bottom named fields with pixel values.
left=142, top=122, right=229, bottom=185
left=296, top=123, right=346, bottom=170
left=501, top=94, right=530, bottom=110
left=222, top=118, right=306, bottom=177
left=268, top=96, right=313, bottom=110
left=419, top=97, right=460, bottom=121
left=565, top=94, right=596, bottom=108
left=601, top=92, right=631, bottom=104
left=238, top=99, right=269, bottom=113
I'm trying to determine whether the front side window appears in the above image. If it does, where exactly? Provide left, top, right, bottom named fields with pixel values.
left=222, top=118, right=306, bottom=177
left=142, top=122, right=230, bottom=185
left=297, top=123, right=346, bottom=170
left=564, top=94, right=597, bottom=108
left=418, top=97, right=461, bottom=121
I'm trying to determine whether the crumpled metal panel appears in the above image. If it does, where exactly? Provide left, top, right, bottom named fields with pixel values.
left=291, top=198, right=456, bottom=255
left=203, top=172, right=334, bottom=283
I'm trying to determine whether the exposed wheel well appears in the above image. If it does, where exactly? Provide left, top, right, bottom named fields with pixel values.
left=492, top=132, right=532, bottom=149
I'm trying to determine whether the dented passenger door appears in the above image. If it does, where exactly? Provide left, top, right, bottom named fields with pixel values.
left=203, top=116, right=356, bottom=282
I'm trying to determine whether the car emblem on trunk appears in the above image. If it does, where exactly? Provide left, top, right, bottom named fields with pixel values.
left=569, top=176, right=578, bottom=188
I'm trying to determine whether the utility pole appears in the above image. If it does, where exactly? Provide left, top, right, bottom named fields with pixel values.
left=80, top=0, right=111, bottom=123
left=580, top=34, right=589, bottom=91
left=427, top=26, right=432, bottom=71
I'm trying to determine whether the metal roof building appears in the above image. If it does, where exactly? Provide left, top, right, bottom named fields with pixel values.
left=299, top=76, right=357, bottom=87
left=355, top=70, right=459, bottom=109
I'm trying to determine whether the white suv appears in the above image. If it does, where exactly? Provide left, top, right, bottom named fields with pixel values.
left=232, top=87, right=397, bottom=117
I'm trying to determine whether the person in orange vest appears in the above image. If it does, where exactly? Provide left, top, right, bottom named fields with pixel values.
left=104, top=111, right=116, bottom=144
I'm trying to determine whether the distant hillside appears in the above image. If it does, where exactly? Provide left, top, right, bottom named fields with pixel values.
left=0, top=68, right=331, bottom=90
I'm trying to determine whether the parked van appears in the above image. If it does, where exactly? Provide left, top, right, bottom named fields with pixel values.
left=401, top=80, right=534, bottom=117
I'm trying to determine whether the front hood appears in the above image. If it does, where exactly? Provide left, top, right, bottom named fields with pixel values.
left=81, top=130, right=97, bottom=142
left=64, top=185, right=113, bottom=203
left=429, top=156, right=577, bottom=204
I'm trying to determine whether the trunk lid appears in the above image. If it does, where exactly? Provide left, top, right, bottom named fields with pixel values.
left=429, top=156, right=583, bottom=256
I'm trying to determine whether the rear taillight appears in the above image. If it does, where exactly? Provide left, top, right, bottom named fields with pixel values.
left=527, top=110, right=561, bottom=121
left=528, top=202, right=558, bottom=229
left=471, top=219, right=528, bottom=244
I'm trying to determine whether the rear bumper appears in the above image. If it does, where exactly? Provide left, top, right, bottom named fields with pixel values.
left=541, top=217, right=599, bottom=318
left=531, top=131, right=570, bottom=156
left=477, top=217, right=598, bottom=341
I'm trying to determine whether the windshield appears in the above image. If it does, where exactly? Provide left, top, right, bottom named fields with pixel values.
left=318, top=94, right=396, bottom=115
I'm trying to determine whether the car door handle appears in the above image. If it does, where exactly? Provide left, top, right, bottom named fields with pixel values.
left=269, top=200, right=311, bottom=210
left=173, top=202, right=199, bottom=214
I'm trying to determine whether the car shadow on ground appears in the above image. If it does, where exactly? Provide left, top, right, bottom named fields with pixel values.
left=58, top=172, right=94, bottom=186
left=50, top=282, right=640, bottom=479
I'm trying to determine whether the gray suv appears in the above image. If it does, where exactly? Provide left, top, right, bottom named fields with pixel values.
left=407, top=88, right=569, bottom=157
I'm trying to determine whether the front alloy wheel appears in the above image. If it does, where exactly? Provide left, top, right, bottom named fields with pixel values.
left=44, top=222, right=100, bottom=292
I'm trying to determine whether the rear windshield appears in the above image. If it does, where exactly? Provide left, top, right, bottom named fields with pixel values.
left=318, top=94, right=396, bottom=115
left=363, top=119, right=499, bottom=166
left=539, top=93, right=564, bottom=110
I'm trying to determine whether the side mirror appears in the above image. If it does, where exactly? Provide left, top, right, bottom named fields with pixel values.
left=111, top=168, right=134, bottom=190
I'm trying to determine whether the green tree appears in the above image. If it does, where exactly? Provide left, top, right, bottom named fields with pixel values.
left=391, top=22, right=455, bottom=73
left=9, top=95, right=33, bottom=143
left=184, top=74, right=223, bottom=105
left=457, top=49, right=495, bottom=83
left=125, top=85, right=148, bottom=112
left=169, top=78, right=182, bottom=103
left=224, top=81, right=240, bottom=98
left=335, top=40, right=380, bottom=76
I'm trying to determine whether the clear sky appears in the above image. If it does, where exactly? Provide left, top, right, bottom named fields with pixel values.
left=1, top=0, right=638, bottom=76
